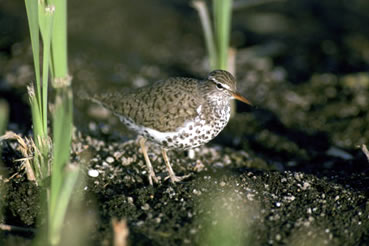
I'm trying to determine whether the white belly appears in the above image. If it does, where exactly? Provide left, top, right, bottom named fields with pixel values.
left=117, top=104, right=231, bottom=150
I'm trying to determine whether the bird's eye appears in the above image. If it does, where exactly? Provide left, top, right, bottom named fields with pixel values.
left=216, top=83, right=224, bottom=90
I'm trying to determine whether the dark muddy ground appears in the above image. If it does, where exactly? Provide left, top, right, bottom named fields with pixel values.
left=1, top=0, right=369, bottom=245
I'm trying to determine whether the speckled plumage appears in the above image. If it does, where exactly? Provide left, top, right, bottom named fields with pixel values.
left=87, top=70, right=251, bottom=184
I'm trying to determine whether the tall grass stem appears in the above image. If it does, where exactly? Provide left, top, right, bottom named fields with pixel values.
left=213, top=0, right=233, bottom=70
left=192, top=0, right=217, bottom=69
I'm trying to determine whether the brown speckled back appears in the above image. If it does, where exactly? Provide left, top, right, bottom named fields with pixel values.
left=91, top=77, right=205, bottom=132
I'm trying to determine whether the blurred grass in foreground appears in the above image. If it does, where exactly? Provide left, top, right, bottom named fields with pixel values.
left=0, top=100, right=9, bottom=162
left=198, top=188, right=260, bottom=246
left=0, top=100, right=9, bottom=221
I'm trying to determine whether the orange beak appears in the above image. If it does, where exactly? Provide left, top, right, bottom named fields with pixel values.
left=231, top=91, right=252, bottom=105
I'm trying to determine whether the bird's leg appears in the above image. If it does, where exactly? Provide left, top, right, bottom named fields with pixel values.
left=161, top=148, right=191, bottom=183
left=138, top=136, right=158, bottom=185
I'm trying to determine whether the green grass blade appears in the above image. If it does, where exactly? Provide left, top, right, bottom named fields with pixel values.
left=49, top=89, right=73, bottom=231
left=24, top=0, right=42, bottom=112
left=25, top=0, right=47, bottom=141
left=192, top=0, right=217, bottom=69
left=27, top=86, right=44, bottom=181
left=49, top=163, right=79, bottom=245
left=38, top=1, right=47, bottom=42
left=49, top=0, right=68, bottom=78
left=53, top=90, right=73, bottom=167
left=0, top=99, right=8, bottom=223
left=0, top=100, right=9, bottom=165
left=0, top=100, right=9, bottom=137
left=27, top=86, right=43, bottom=143
left=213, top=0, right=233, bottom=69
left=39, top=6, right=55, bottom=134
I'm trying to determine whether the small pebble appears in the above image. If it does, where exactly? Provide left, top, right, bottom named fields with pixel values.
left=88, top=169, right=99, bottom=177
left=113, top=151, right=123, bottom=159
left=88, top=122, right=97, bottom=131
left=127, top=197, right=134, bottom=204
left=141, top=203, right=150, bottom=211
left=188, top=149, right=195, bottom=159
left=106, top=156, right=115, bottom=163
left=136, top=221, right=144, bottom=227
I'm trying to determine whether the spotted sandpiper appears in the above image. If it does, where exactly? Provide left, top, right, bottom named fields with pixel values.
left=86, top=70, right=251, bottom=185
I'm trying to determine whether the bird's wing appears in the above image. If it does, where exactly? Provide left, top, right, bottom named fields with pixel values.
left=89, top=77, right=204, bottom=132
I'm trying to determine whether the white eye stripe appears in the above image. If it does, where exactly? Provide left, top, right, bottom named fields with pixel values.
left=222, top=84, right=231, bottom=90
left=209, top=76, right=219, bottom=83
left=209, top=77, right=231, bottom=90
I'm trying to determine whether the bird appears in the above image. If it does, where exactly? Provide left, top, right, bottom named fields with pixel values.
left=84, top=70, right=251, bottom=185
